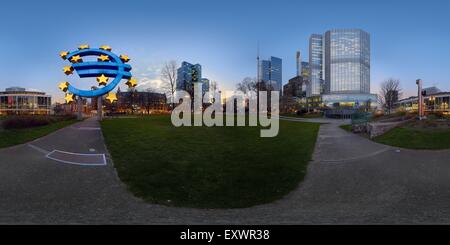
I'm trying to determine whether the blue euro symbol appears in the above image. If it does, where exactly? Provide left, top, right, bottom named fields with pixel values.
left=65, top=48, right=132, bottom=97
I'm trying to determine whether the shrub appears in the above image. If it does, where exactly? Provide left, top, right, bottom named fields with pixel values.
left=296, top=109, right=308, bottom=115
left=1, top=115, right=76, bottom=130
left=426, top=111, right=450, bottom=120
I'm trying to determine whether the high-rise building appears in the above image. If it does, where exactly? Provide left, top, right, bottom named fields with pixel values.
left=259, top=56, right=282, bottom=91
left=176, top=61, right=202, bottom=95
left=296, top=51, right=302, bottom=77
left=304, top=29, right=377, bottom=113
left=201, top=78, right=212, bottom=102
left=301, top=61, right=310, bottom=80
left=308, top=34, right=324, bottom=97
left=283, top=76, right=306, bottom=98
left=260, top=60, right=271, bottom=82
left=201, top=78, right=210, bottom=94
left=301, top=61, right=310, bottom=93
left=324, top=29, right=370, bottom=94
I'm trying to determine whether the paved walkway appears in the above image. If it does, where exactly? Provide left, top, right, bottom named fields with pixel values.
left=0, top=117, right=449, bottom=224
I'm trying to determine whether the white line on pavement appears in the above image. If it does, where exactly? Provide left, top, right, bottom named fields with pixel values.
left=45, top=150, right=107, bottom=166
left=28, top=144, right=50, bottom=154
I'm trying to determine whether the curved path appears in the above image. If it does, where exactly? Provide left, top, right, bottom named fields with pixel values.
left=0, top=117, right=449, bottom=224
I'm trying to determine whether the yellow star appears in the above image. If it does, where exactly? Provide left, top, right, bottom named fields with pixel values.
left=63, top=66, right=74, bottom=75
left=97, top=55, right=110, bottom=62
left=100, top=45, right=112, bottom=51
left=60, top=51, right=69, bottom=60
left=105, top=92, right=117, bottom=103
left=96, top=74, right=109, bottom=86
left=58, top=81, right=69, bottom=92
left=120, top=55, right=130, bottom=63
left=78, top=44, right=89, bottom=50
left=70, top=55, right=82, bottom=63
left=125, top=78, right=137, bottom=88
left=64, top=93, right=75, bottom=104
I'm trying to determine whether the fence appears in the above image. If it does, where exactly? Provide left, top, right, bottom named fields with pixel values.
left=351, top=112, right=373, bottom=125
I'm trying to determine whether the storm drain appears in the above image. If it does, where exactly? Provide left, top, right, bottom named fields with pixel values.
left=46, top=150, right=107, bottom=166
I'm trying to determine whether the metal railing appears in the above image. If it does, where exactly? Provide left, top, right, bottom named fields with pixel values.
left=351, top=112, right=373, bottom=124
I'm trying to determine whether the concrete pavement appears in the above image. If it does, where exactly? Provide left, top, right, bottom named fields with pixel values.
left=0, top=116, right=449, bottom=224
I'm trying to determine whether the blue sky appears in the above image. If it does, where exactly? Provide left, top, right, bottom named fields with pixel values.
left=0, top=0, right=449, bottom=102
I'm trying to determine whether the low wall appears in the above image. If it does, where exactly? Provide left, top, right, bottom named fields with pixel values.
left=367, top=122, right=402, bottom=138
left=352, top=118, right=414, bottom=138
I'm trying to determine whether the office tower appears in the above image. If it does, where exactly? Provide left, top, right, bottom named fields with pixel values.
left=259, top=56, right=283, bottom=91
left=176, top=61, right=202, bottom=94
left=296, top=51, right=302, bottom=77
left=301, top=61, right=310, bottom=79
left=260, top=60, right=271, bottom=82
left=308, top=34, right=324, bottom=97
left=201, top=78, right=210, bottom=94
left=324, top=29, right=370, bottom=94
left=201, top=78, right=211, bottom=102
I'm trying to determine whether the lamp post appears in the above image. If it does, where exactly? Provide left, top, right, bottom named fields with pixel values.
left=77, top=95, right=83, bottom=120
left=416, top=79, right=425, bottom=120
left=97, top=95, right=103, bottom=121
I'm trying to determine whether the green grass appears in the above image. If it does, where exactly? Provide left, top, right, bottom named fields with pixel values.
left=101, top=115, right=320, bottom=208
left=0, top=119, right=77, bottom=149
left=374, top=127, right=450, bottom=150
left=340, top=124, right=352, bottom=132
left=281, top=113, right=323, bottom=119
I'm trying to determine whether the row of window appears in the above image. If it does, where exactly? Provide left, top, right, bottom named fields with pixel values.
left=0, top=95, right=51, bottom=109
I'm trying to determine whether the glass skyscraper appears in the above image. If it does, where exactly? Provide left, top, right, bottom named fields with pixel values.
left=301, top=61, right=310, bottom=80
left=308, top=34, right=324, bottom=97
left=305, top=29, right=376, bottom=111
left=176, top=61, right=202, bottom=92
left=260, top=56, right=282, bottom=91
left=260, top=60, right=271, bottom=82
left=324, top=29, right=370, bottom=94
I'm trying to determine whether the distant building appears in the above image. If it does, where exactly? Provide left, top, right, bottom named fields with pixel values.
left=201, top=78, right=211, bottom=102
left=201, top=78, right=210, bottom=94
left=324, top=29, right=370, bottom=94
left=301, top=61, right=310, bottom=80
left=396, top=87, right=450, bottom=113
left=422, top=86, right=441, bottom=96
left=0, top=87, right=51, bottom=115
left=296, top=51, right=310, bottom=87
left=53, top=98, right=88, bottom=115
left=283, top=76, right=306, bottom=98
left=304, top=29, right=377, bottom=116
left=308, top=34, right=324, bottom=97
left=281, top=76, right=307, bottom=113
left=259, top=56, right=282, bottom=92
left=281, top=51, right=310, bottom=113
left=176, top=61, right=202, bottom=96
left=107, top=90, right=167, bottom=114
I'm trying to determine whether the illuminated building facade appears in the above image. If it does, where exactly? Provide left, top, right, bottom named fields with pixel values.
left=0, top=87, right=51, bottom=115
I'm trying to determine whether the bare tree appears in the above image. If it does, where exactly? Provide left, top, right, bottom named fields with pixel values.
left=142, top=88, right=155, bottom=115
left=210, top=80, right=219, bottom=93
left=236, top=77, right=257, bottom=94
left=160, top=60, right=178, bottom=109
left=379, top=78, right=402, bottom=114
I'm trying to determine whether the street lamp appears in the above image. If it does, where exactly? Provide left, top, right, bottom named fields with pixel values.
left=416, top=79, right=426, bottom=120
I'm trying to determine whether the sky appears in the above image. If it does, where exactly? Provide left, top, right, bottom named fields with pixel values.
left=0, top=0, right=449, bottom=102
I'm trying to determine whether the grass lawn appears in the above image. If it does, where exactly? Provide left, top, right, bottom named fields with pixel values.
left=101, top=115, right=319, bottom=208
left=0, top=119, right=77, bottom=149
left=339, top=124, right=352, bottom=132
left=373, top=127, right=450, bottom=150
left=280, top=113, right=323, bottom=119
